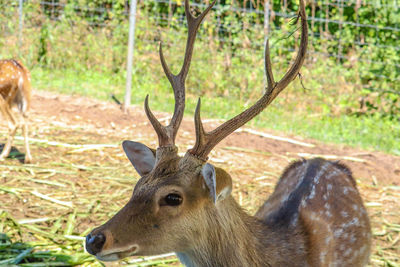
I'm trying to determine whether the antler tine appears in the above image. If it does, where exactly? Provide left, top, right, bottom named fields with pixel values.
left=144, top=95, right=170, bottom=144
left=189, top=0, right=308, bottom=160
left=180, top=0, right=217, bottom=80
left=264, top=39, right=275, bottom=90
left=269, top=0, right=307, bottom=97
left=191, top=98, right=207, bottom=153
left=146, top=0, right=217, bottom=148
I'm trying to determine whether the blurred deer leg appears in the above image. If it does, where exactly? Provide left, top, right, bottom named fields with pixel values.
left=21, top=114, right=32, bottom=163
left=0, top=99, right=17, bottom=161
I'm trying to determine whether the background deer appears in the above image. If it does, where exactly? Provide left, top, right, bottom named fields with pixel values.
left=86, top=0, right=371, bottom=266
left=0, top=59, right=32, bottom=163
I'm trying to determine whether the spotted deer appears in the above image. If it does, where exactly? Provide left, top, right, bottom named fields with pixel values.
left=0, top=59, right=32, bottom=163
left=86, top=0, right=371, bottom=266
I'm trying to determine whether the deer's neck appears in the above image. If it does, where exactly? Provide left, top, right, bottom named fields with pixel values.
left=176, top=197, right=307, bottom=267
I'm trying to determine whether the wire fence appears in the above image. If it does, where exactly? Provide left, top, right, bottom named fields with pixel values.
left=1, top=0, right=399, bottom=114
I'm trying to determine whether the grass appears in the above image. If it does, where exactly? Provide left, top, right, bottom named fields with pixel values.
left=32, top=67, right=399, bottom=156
left=3, top=0, right=398, bottom=156
left=0, top=213, right=92, bottom=266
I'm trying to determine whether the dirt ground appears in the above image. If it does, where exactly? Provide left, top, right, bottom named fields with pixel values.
left=1, top=90, right=399, bottom=266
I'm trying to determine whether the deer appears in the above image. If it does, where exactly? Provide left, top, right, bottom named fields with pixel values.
left=86, top=0, right=371, bottom=266
left=0, top=59, right=32, bottom=163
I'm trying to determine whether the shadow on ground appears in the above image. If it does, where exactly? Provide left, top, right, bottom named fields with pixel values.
left=0, top=144, right=26, bottom=164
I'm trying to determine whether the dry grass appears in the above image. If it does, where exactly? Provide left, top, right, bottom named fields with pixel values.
left=0, top=91, right=399, bottom=266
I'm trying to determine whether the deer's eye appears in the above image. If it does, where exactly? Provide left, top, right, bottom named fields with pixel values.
left=164, top=194, right=183, bottom=206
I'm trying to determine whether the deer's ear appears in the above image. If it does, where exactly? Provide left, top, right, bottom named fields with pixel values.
left=201, top=163, right=232, bottom=204
left=122, top=140, right=156, bottom=176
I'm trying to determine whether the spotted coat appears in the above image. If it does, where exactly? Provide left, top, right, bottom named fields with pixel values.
left=257, top=158, right=371, bottom=266
left=0, top=59, right=32, bottom=163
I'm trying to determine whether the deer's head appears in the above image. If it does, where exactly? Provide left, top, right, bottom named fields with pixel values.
left=86, top=0, right=307, bottom=261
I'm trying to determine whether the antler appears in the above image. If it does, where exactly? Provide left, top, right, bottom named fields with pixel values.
left=145, top=0, right=217, bottom=147
left=188, top=0, right=308, bottom=160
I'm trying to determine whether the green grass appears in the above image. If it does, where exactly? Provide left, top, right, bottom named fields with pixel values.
left=0, top=213, right=93, bottom=266
left=32, top=67, right=400, bottom=156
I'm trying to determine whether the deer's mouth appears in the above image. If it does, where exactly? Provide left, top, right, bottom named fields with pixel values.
left=96, top=244, right=139, bottom=262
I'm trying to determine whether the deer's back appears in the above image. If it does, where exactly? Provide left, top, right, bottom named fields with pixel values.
left=0, top=59, right=31, bottom=111
left=256, top=158, right=371, bottom=266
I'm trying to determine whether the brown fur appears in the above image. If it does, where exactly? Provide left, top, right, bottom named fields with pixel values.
left=88, top=153, right=371, bottom=266
left=0, top=59, right=32, bottom=163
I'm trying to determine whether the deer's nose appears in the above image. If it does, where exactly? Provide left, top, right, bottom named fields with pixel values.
left=86, top=232, right=106, bottom=255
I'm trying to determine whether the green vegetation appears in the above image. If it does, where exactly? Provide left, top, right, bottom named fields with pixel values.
left=0, top=0, right=398, bottom=153
left=0, top=212, right=92, bottom=266
left=0, top=0, right=398, bottom=156
left=1, top=0, right=398, bottom=116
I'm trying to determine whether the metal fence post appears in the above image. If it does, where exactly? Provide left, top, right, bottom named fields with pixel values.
left=18, top=0, right=23, bottom=51
left=123, top=0, right=138, bottom=113
left=264, top=0, right=270, bottom=39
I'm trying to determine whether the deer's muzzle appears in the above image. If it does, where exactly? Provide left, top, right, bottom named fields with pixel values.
left=85, top=232, right=106, bottom=255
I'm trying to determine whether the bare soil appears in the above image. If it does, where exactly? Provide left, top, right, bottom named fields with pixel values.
left=1, top=90, right=399, bottom=266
